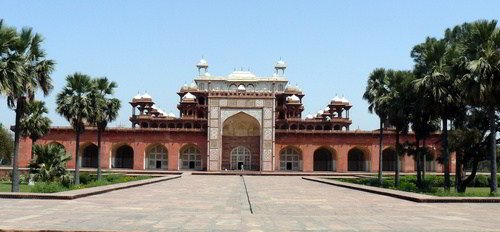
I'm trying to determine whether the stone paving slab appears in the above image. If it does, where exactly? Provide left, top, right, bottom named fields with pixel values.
left=0, top=175, right=500, bottom=231
left=0, top=175, right=181, bottom=200
left=303, top=176, right=500, bottom=203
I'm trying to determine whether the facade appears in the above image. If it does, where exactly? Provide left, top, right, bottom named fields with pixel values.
left=18, top=59, right=452, bottom=173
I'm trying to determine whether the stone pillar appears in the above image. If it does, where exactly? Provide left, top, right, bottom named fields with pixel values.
left=302, top=146, right=315, bottom=172
left=402, top=154, right=415, bottom=172
left=133, top=142, right=146, bottom=170
left=168, top=143, right=181, bottom=171
left=335, top=145, right=348, bottom=172
left=100, top=141, right=112, bottom=169
left=369, top=145, right=379, bottom=173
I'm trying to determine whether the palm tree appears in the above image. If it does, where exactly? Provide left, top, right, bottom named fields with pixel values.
left=88, top=77, right=121, bottom=180
left=462, top=20, right=500, bottom=193
left=20, top=100, right=51, bottom=159
left=385, top=70, right=414, bottom=187
left=1, top=22, right=55, bottom=192
left=56, top=73, right=94, bottom=185
left=363, top=68, right=390, bottom=185
left=412, top=37, right=459, bottom=191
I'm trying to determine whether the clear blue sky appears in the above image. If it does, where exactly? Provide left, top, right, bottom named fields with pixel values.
left=0, top=1, right=498, bottom=130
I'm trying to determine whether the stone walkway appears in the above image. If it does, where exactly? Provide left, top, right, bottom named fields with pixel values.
left=0, top=174, right=499, bottom=231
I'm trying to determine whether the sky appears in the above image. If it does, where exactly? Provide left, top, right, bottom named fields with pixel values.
left=0, top=1, right=499, bottom=130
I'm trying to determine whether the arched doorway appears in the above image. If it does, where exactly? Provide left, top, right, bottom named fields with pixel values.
left=280, top=147, right=302, bottom=171
left=222, top=112, right=260, bottom=171
left=146, top=145, right=168, bottom=169
left=314, top=147, right=335, bottom=171
left=180, top=145, right=202, bottom=170
left=230, top=146, right=251, bottom=170
left=382, top=148, right=396, bottom=171
left=81, top=144, right=98, bottom=168
left=348, top=147, right=369, bottom=171
left=113, top=145, right=134, bottom=169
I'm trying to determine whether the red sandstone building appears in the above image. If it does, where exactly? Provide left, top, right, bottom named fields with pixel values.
left=18, top=59, right=451, bottom=173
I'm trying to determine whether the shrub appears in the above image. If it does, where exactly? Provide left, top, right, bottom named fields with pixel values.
left=29, top=144, right=71, bottom=182
left=31, top=182, right=67, bottom=193
left=105, top=174, right=123, bottom=182
left=469, top=175, right=489, bottom=187
left=79, top=173, right=94, bottom=185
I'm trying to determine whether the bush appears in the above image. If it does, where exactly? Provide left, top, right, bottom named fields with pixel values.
left=469, top=175, right=490, bottom=187
left=105, top=174, right=123, bottom=182
left=79, top=173, right=94, bottom=185
left=31, top=182, right=67, bottom=193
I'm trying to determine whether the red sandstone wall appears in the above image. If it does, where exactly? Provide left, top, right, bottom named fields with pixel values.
left=18, top=127, right=454, bottom=173
left=24, top=128, right=207, bottom=171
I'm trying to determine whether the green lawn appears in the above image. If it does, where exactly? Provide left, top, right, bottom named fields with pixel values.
left=334, top=175, right=500, bottom=197
left=0, top=182, right=31, bottom=192
left=0, top=174, right=152, bottom=193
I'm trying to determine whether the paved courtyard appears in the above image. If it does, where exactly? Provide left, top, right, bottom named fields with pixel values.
left=1, top=174, right=500, bottom=231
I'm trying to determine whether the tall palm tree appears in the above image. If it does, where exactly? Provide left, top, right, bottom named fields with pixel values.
left=1, top=22, right=54, bottom=192
left=56, top=73, right=94, bottom=185
left=363, top=68, right=390, bottom=185
left=89, top=77, right=121, bottom=180
left=385, top=70, right=413, bottom=187
left=412, top=37, right=459, bottom=191
left=462, top=20, right=500, bottom=193
left=20, top=100, right=51, bottom=159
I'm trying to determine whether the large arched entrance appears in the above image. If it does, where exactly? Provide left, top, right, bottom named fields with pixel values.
left=382, top=148, right=396, bottom=171
left=81, top=144, right=98, bottom=168
left=348, top=147, right=370, bottom=171
left=146, top=144, right=168, bottom=169
left=230, top=146, right=251, bottom=170
left=180, top=145, right=202, bottom=170
left=313, top=147, right=335, bottom=171
left=221, top=112, right=260, bottom=171
left=280, top=147, right=302, bottom=171
left=113, top=145, right=134, bottom=169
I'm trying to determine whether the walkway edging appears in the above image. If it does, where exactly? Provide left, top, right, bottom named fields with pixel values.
left=302, top=177, right=500, bottom=203
left=0, top=175, right=181, bottom=200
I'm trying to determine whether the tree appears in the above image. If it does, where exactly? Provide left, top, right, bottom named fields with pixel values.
left=363, top=68, right=390, bottom=185
left=29, top=144, right=71, bottom=184
left=0, top=21, right=55, bottom=192
left=56, top=73, right=94, bottom=185
left=385, top=70, right=414, bottom=187
left=412, top=37, right=460, bottom=191
left=461, top=20, right=500, bottom=193
left=20, top=100, right=51, bottom=159
left=0, top=123, right=14, bottom=165
left=88, top=77, right=120, bottom=180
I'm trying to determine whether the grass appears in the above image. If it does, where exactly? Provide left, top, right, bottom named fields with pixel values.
left=0, top=173, right=152, bottom=193
left=333, top=175, right=500, bottom=197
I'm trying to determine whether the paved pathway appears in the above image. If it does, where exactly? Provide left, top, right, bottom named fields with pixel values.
left=0, top=174, right=499, bottom=231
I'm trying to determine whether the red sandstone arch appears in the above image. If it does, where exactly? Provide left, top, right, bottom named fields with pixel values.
left=179, top=144, right=202, bottom=170
left=348, top=146, right=371, bottom=172
left=313, top=146, right=337, bottom=171
left=145, top=143, right=168, bottom=169
left=279, top=146, right=303, bottom=171
left=111, top=143, right=134, bottom=169
left=80, top=143, right=98, bottom=168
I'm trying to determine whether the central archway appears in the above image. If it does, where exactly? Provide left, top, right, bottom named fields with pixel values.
left=221, top=112, right=260, bottom=171
left=314, top=147, right=335, bottom=171
left=230, top=146, right=251, bottom=170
